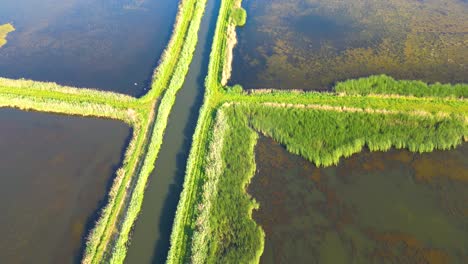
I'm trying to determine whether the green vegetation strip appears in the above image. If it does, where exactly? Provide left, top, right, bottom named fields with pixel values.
left=335, top=74, right=468, bottom=98
left=0, top=0, right=208, bottom=262
left=0, top=23, right=15, bottom=47
left=167, top=0, right=468, bottom=263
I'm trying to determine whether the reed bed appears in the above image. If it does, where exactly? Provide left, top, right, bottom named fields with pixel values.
left=335, top=74, right=468, bottom=98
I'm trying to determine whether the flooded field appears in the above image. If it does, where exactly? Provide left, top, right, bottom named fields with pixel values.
left=0, top=109, right=130, bottom=263
left=0, top=0, right=179, bottom=95
left=249, top=136, right=468, bottom=263
left=230, top=0, right=468, bottom=90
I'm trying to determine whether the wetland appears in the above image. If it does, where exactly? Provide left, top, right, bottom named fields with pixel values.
left=230, top=0, right=468, bottom=90
left=0, top=0, right=467, bottom=263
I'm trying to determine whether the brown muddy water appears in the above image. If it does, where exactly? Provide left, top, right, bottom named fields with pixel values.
left=249, top=136, right=468, bottom=263
left=0, top=109, right=130, bottom=263
left=230, top=0, right=468, bottom=90
left=0, top=0, right=179, bottom=96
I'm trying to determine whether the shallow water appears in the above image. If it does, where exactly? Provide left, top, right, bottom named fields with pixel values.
left=0, top=0, right=178, bottom=96
left=249, top=136, right=468, bottom=263
left=0, top=109, right=130, bottom=263
left=230, top=0, right=468, bottom=90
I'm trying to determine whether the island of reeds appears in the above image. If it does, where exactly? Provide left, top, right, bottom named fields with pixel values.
left=166, top=0, right=468, bottom=263
left=0, top=23, right=15, bottom=48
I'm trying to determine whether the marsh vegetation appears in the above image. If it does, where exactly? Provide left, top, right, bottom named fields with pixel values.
left=335, top=75, right=468, bottom=98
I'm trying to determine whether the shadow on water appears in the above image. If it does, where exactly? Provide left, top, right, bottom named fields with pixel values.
left=148, top=0, right=220, bottom=262
left=76, top=128, right=134, bottom=263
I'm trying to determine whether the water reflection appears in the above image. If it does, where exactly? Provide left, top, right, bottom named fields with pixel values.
left=0, top=109, right=130, bottom=263
left=249, top=136, right=468, bottom=263
left=231, top=0, right=468, bottom=90
left=0, top=0, right=178, bottom=96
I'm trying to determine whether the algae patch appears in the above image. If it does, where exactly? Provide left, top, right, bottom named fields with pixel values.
left=0, top=23, right=15, bottom=48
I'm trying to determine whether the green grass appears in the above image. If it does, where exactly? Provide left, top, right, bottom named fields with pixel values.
left=0, top=23, right=15, bottom=47
left=167, top=0, right=468, bottom=263
left=190, top=106, right=264, bottom=264
left=335, top=74, right=468, bottom=98
left=239, top=103, right=466, bottom=166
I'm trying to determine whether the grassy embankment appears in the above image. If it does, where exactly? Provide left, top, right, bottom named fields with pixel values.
left=167, top=0, right=468, bottom=263
left=0, top=23, right=15, bottom=47
left=108, top=0, right=208, bottom=262
left=0, top=0, right=208, bottom=262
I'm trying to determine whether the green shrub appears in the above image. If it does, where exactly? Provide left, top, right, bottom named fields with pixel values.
left=232, top=7, right=247, bottom=26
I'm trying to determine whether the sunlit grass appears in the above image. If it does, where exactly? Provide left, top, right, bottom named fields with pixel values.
left=335, top=74, right=468, bottom=98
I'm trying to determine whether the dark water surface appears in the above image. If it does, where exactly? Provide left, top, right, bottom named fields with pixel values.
left=0, top=0, right=178, bottom=96
left=0, top=109, right=130, bottom=263
left=250, top=136, right=468, bottom=263
left=230, top=0, right=468, bottom=90
left=124, top=0, right=219, bottom=263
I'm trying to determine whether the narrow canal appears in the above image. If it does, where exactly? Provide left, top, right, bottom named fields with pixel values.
left=125, top=0, right=219, bottom=262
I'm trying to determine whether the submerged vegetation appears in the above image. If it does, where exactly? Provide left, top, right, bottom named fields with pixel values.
left=0, top=23, right=15, bottom=48
left=168, top=0, right=468, bottom=263
left=229, top=0, right=468, bottom=90
left=251, top=138, right=468, bottom=263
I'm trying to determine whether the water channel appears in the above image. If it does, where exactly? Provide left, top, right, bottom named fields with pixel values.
left=125, top=0, right=219, bottom=262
